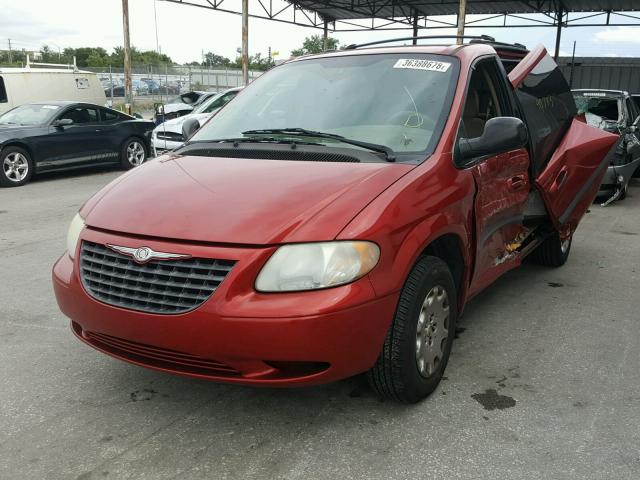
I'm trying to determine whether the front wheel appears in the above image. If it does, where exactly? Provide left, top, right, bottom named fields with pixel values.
left=120, top=138, right=147, bottom=170
left=1, top=146, right=33, bottom=187
left=367, top=256, right=457, bottom=403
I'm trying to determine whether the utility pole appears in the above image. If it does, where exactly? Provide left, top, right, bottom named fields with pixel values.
left=241, top=0, right=249, bottom=86
left=122, top=0, right=133, bottom=114
left=457, top=0, right=467, bottom=45
left=8, top=38, right=12, bottom=64
left=569, top=40, right=577, bottom=88
left=153, top=0, right=160, bottom=54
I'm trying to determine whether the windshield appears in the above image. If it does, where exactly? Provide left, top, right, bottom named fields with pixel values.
left=0, top=104, right=61, bottom=126
left=573, top=93, right=622, bottom=132
left=191, top=54, right=459, bottom=161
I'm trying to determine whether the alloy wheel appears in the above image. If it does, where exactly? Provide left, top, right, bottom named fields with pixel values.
left=127, top=141, right=146, bottom=166
left=3, top=152, right=29, bottom=182
left=415, top=285, right=450, bottom=378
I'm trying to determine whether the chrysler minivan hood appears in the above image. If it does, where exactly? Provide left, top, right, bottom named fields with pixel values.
left=81, top=155, right=413, bottom=244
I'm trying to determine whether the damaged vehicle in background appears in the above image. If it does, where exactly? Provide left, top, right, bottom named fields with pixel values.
left=54, top=38, right=618, bottom=403
left=152, top=87, right=242, bottom=156
left=153, top=91, right=214, bottom=126
left=573, top=89, right=640, bottom=204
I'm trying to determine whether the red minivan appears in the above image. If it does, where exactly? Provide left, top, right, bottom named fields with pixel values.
left=53, top=39, right=617, bottom=402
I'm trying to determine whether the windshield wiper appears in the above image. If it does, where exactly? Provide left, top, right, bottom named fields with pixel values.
left=242, top=128, right=396, bottom=162
left=186, top=137, right=322, bottom=147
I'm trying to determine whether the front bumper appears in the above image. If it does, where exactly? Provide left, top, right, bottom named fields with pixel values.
left=598, top=160, right=640, bottom=195
left=52, top=228, right=398, bottom=386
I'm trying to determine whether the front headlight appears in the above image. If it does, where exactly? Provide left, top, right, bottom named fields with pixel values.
left=66, top=213, right=85, bottom=259
left=255, top=241, right=380, bottom=292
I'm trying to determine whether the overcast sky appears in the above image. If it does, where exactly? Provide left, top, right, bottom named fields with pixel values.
left=1, top=0, right=639, bottom=63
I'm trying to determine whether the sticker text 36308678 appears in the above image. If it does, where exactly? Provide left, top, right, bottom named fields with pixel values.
left=393, top=59, right=452, bottom=73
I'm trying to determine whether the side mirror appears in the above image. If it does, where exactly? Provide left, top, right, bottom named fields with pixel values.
left=52, top=118, right=73, bottom=128
left=182, top=117, right=201, bottom=140
left=458, top=117, right=528, bottom=162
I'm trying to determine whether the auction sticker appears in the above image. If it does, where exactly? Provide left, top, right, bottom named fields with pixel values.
left=393, top=58, right=451, bottom=72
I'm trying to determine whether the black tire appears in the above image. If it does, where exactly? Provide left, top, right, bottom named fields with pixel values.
left=0, top=146, right=34, bottom=188
left=367, top=256, right=457, bottom=403
left=529, top=231, right=572, bottom=267
left=120, top=137, right=147, bottom=170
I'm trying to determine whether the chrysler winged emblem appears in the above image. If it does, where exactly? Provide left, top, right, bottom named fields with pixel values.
left=107, top=244, right=191, bottom=264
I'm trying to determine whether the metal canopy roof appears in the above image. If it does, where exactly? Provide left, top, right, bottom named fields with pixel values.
left=164, top=1, right=640, bottom=31
left=289, top=1, right=639, bottom=20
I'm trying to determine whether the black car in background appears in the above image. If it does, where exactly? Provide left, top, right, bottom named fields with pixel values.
left=0, top=102, right=154, bottom=187
left=572, top=89, right=640, bottom=203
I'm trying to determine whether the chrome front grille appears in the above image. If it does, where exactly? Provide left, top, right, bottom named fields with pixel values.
left=80, top=241, right=235, bottom=314
left=156, top=131, right=184, bottom=141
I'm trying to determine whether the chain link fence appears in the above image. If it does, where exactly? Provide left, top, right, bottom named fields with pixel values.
left=86, top=63, right=263, bottom=104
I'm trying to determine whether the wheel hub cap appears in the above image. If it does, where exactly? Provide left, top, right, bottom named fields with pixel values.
left=3, top=153, right=28, bottom=182
left=415, top=285, right=450, bottom=378
left=127, top=142, right=145, bottom=166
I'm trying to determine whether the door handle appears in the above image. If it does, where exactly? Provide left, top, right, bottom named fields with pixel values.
left=507, top=175, right=527, bottom=191
left=95, top=129, right=102, bottom=132
left=551, top=167, right=569, bottom=192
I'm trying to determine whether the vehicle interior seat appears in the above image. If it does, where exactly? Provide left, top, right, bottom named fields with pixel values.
left=463, top=89, right=485, bottom=138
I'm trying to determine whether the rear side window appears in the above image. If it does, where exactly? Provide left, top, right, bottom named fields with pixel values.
left=515, top=53, right=577, bottom=176
left=101, top=109, right=120, bottom=122
left=0, top=77, right=7, bottom=103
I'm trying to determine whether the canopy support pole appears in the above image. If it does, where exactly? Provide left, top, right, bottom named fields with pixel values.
left=554, top=7, right=563, bottom=60
left=457, top=0, right=466, bottom=45
left=323, top=20, right=329, bottom=50
left=412, top=12, right=418, bottom=44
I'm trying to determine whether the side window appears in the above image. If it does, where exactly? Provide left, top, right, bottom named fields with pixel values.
left=461, top=59, right=511, bottom=139
left=101, top=109, right=120, bottom=122
left=0, top=76, right=7, bottom=103
left=625, top=98, right=637, bottom=124
left=513, top=53, right=577, bottom=176
left=58, top=107, right=99, bottom=124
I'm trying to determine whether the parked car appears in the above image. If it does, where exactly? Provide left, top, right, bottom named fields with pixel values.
left=0, top=67, right=106, bottom=115
left=152, top=91, right=212, bottom=125
left=102, top=79, right=123, bottom=98
left=0, top=102, right=154, bottom=187
left=152, top=87, right=242, bottom=156
left=573, top=89, right=640, bottom=203
left=142, top=78, right=160, bottom=95
left=632, top=94, right=640, bottom=112
left=132, top=79, right=149, bottom=96
left=53, top=40, right=617, bottom=403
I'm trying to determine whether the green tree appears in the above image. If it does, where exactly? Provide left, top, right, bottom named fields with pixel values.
left=203, top=52, right=231, bottom=67
left=40, top=45, right=54, bottom=63
left=291, top=34, right=339, bottom=56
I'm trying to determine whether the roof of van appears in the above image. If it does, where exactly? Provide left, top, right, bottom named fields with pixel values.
left=0, top=68, right=96, bottom=74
